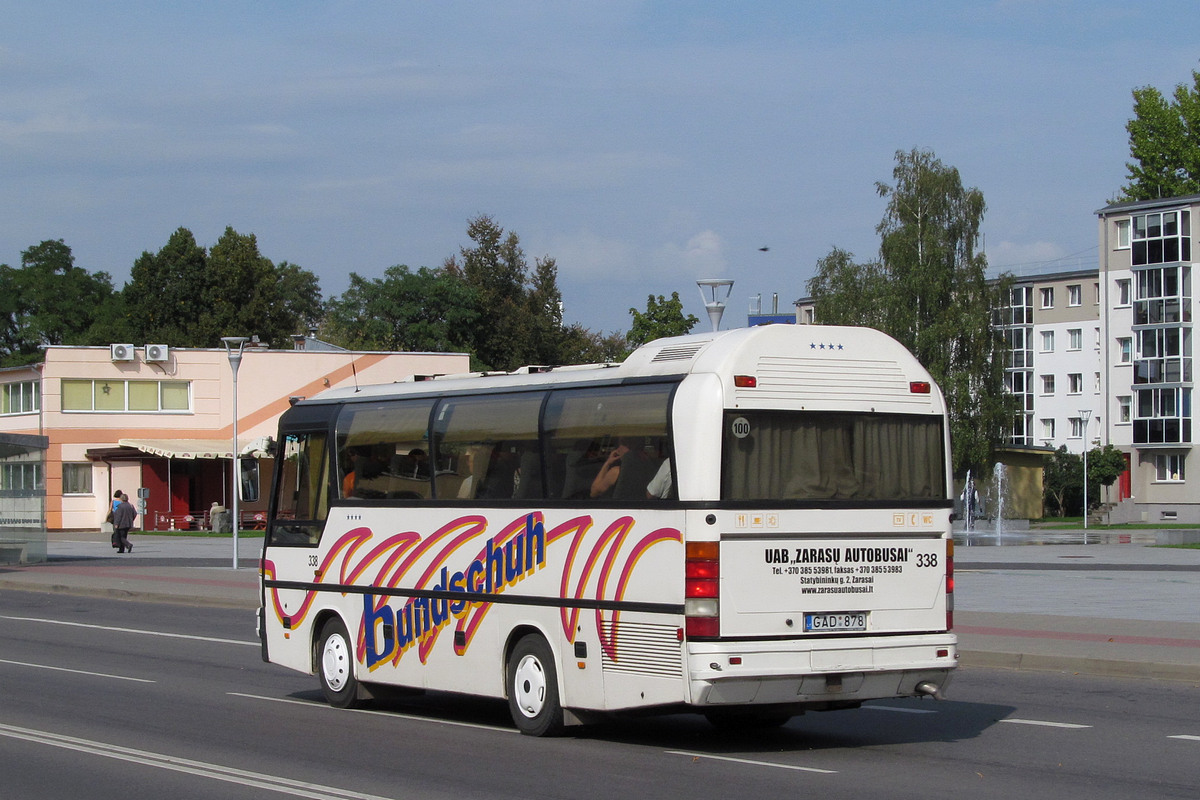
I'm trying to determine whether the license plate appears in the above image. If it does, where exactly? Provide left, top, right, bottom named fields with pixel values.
left=805, top=612, right=867, bottom=632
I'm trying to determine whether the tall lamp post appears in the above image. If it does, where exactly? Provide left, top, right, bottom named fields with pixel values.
left=696, top=279, right=734, bottom=332
left=222, top=336, right=250, bottom=569
left=1079, top=408, right=1092, bottom=531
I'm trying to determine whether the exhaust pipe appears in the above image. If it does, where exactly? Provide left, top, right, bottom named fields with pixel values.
left=916, top=681, right=945, bottom=701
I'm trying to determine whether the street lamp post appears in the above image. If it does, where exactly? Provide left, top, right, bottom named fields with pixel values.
left=696, top=279, right=734, bottom=332
left=1079, top=409, right=1092, bottom=531
left=222, top=336, right=250, bottom=569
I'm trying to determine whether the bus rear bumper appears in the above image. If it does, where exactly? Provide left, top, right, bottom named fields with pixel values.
left=685, top=633, right=957, bottom=707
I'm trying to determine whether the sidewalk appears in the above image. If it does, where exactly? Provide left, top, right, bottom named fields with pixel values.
left=1, top=530, right=1198, bottom=682
left=954, top=539, right=1200, bottom=682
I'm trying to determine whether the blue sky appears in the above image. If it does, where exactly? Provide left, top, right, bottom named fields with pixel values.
left=2, top=1, right=1198, bottom=336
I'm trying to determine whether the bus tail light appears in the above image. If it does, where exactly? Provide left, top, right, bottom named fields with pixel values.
left=945, top=538, right=954, bottom=631
left=734, top=375, right=757, bottom=388
left=910, top=381, right=931, bottom=394
left=685, top=541, right=720, bottom=639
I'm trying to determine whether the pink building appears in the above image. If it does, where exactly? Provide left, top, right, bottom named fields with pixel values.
left=0, top=341, right=469, bottom=531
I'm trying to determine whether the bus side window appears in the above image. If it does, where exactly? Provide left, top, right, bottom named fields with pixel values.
left=433, top=394, right=544, bottom=501
left=335, top=399, right=436, bottom=501
left=543, top=384, right=674, bottom=503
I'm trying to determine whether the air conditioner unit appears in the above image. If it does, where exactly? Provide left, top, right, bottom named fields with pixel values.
left=110, top=343, right=136, bottom=362
left=144, top=344, right=170, bottom=363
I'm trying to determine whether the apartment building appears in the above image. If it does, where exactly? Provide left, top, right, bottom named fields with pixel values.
left=1098, top=195, right=1197, bottom=523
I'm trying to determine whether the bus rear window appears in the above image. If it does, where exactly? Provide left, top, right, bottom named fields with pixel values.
left=722, top=411, right=945, bottom=502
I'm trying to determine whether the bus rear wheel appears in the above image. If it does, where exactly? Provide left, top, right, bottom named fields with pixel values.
left=317, top=618, right=360, bottom=709
left=507, top=634, right=565, bottom=736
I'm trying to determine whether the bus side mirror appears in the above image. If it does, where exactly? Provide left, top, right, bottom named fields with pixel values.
left=239, top=458, right=260, bottom=503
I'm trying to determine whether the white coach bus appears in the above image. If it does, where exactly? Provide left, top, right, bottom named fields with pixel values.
left=256, top=324, right=956, bottom=735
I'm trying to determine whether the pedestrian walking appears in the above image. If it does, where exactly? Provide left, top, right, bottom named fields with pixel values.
left=112, top=493, right=137, bottom=554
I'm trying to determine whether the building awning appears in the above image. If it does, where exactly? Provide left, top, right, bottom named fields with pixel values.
left=117, top=439, right=235, bottom=460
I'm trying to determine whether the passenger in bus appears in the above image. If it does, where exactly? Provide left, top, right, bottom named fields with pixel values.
left=590, top=440, right=630, bottom=498
left=407, top=448, right=430, bottom=478
left=646, top=459, right=673, bottom=499
left=592, top=438, right=666, bottom=500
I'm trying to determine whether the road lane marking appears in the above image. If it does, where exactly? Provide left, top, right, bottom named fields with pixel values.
left=1168, top=734, right=1200, bottom=741
left=0, top=614, right=256, bottom=647
left=228, top=692, right=517, bottom=734
left=0, top=657, right=155, bottom=683
left=0, top=722, right=396, bottom=800
left=667, top=750, right=836, bottom=774
left=862, top=705, right=938, bottom=714
left=1001, top=718, right=1092, bottom=729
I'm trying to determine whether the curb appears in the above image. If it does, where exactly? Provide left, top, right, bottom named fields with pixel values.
left=0, top=579, right=259, bottom=610
left=959, top=650, right=1200, bottom=683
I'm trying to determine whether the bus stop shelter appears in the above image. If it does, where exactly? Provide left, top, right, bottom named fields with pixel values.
left=0, top=433, right=49, bottom=564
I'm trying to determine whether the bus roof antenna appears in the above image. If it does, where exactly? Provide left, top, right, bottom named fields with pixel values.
left=696, top=279, right=734, bottom=332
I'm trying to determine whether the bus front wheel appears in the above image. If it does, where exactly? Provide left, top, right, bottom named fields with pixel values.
left=507, top=635, right=565, bottom=736
left=317, top=618, right=360, bottom=709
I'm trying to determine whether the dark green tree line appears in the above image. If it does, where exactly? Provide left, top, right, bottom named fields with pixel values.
left=0, top=240, right=118, bottom=366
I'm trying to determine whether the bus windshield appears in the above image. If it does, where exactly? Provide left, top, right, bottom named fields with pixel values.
left=722, top=411, right=945, bottom=502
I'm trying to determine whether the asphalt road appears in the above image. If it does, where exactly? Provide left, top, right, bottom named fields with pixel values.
left=1, top=590, right=1196, bottom=800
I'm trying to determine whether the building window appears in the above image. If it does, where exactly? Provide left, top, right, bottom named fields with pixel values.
left=1118, top=337, right=1132, bottom=363
left=1067, top=284, right=1082, bottom=306
left=1068, top=329, right=1082, bottom=350
left=1040, top=287, right=1054, bottom=308
left=1040, top=331, right=1055, bottom=352
left=1134, top=387, right=1192, bottom=444
left=1094, top=283, right=1101, bottom=305
left=1, top=381, right=40, bottom=415
left=1070, top=417, right=1086, bottom=438
left=1154, top=453, right=1185, bottom=482
left=0, top=463, right=43, bottom=491
left=62, top=463, right=93, bottom=495
left=1041, top=374, right=1056, bottom=394
left=61, top=380, right=191, bottom=413
left=1068, top=373, right=1083, bottom=394
left=1118, top=395, right=1132, bottom=423
left=1133, top=265, right=1189, bottom=325
left=1132, top=209, right=1191, bottom=266
left=1115, top=218, right=1131, bottom=249
left=1041, top=418, right=1055, bottom=440
left=1134, top=327, right=1191, bottom=384
left=1116, top=278, right=1131, bottom=306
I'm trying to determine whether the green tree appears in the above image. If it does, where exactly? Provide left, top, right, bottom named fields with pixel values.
left=445, top=215, right=533, bottom=370
left=1122, top=70, right=1200, bottom=201
left=0, top=240, right=118, bottom=366
left=808, top=148, right=1011, bottom=476
left=556, top=324, right=630, bottom=364
left=627, top=292, right=699, bottom=347
left=1043, top=445, right=1083, bottom=517
left=443, top=215, right=582, bottom=370
left=527, top=255, right=565, bottom=366
left=122, top=227, right=323, bottom=348
left=805, top=247, right=886, bottom=328
left=1087, top=444, right=1128, bottom=507
left=322, top=265, right=480, bottom=353
left=125, top=227, right=211, bottom=346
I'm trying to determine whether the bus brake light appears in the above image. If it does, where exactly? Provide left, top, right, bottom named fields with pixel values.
left=946, top=538, right=954, bottom=631
left=910, top=381, right=931, bottom=394
left=685, top=541, right=720, bottom=639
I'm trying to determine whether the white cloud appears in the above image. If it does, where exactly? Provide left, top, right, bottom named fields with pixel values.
left=651, top=230, right=728, bottom=279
